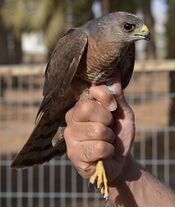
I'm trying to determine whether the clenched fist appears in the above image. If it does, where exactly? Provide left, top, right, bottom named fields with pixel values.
left=64, top=76, right=135, bottom=185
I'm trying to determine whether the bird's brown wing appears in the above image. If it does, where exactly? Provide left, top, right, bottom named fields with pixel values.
left=120, top=43, right=135, bottom=89
left=37, top=29, right=88, bottom=120
left=11, top=29, right=88, bottom=168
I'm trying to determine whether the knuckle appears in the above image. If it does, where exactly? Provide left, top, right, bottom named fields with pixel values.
left=80, top=163, right=91, bottom=172
left=98, top=89, right=114, bottom=104
left=77, top=164, right=95, bottom=179
left=84, top=123, right=95, bottom=138
left=81, top=143, right=93, bottom=162
left=80, top=100, right=93, bottom=114
left=85, top=123, right=106, bottom=139
left=98, top=89, right=108, bottom=100
left=75, top=100, right=94, bottom=119
left=85, top=123, right=114, bottom=143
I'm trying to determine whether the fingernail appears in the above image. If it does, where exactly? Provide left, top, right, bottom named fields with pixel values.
left=105, top=85, right=117, bottom=111
left=106, top=85, right=117, bottom=95
left=109, top=101, right=117, bottom=111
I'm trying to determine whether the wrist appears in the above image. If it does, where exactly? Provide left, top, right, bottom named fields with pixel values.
left=110, top=154, right=143, bottom=186
left=120, top=155, right=144, bottom=182
left=108, top=157, right=175, bottom=207
left=108, top=155, right=144, bottom=205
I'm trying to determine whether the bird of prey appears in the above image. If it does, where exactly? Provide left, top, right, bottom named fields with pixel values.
left=12, top=11, right=150, bottom=200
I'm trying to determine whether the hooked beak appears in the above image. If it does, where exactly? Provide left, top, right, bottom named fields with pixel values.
left=134, top=24, right=151, bottom=41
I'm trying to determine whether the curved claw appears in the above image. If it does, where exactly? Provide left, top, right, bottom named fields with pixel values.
left=104, top=196, right=109, bottom=202
left=88, top=160, right=109, bottom=201
left=88, top=181, right=94, bottom=191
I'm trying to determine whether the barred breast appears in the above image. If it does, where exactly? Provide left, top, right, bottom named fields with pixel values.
left=77, top=35, right=120, bottom=84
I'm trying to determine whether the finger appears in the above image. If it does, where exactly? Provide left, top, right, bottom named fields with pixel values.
left=71, top=99, right=113, bottom=125
left=66, top=140, right=114, bottom=164
left=79, top=140, right=115, bottom=162
left=66, top=141, right=96, bottom=179
left=89, top=85, right=117, bottom=111
left=64, top=122, right=115, bottom=143
left=73, top=161, right=96, bottom=179
left=66, top=140, right=115, bottom=179
left=77, top=165, right=96, bottom=179
left=107, top=74, right=122, bottom=98
left=113, top=94, right=135, bottom=156
left=115, top=94, right=134, bottom=121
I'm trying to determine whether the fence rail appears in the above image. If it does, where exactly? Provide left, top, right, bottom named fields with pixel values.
left=1, top=60, right=175, bottom=77
left=0, top=60, right=175, bottom=207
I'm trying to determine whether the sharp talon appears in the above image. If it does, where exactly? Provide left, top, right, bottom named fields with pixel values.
left=89, top=160, right=109, bottom=201
left=100, top=182, right=104, bottom=189
left=88, top=181, right=94, bottom=191
left=104, top=196, right=109, bottom=202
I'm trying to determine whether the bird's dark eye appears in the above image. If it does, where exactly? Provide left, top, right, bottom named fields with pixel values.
left=124, top=23, right=135, bottom=31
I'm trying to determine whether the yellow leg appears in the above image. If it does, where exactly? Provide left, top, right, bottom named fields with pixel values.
left=89, top=160, right=109, bottom=201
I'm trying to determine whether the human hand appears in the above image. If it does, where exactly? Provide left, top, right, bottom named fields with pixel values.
left=64, top=75, right=135, bottom=185
left=65, top=76, right=175, bottom=206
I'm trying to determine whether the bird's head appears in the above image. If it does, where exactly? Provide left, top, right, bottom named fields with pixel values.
left=87, top=11, right=151, bottom=45
left=113, top=12, right=151, bottom=43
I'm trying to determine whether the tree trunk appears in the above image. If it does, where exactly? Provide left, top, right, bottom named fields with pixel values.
left=0, top=13, right=22, bottom=97
left=0, top=20, right=9, bottom=64
left=101, top=0, right=111, bottom=15
left=13, top=33, right=22, bottom=64
left=142, top=0, right=157, bottom=59
left=168, top=70, right=175, bottom=188
left=167, top=0, right=175, bottom=188
left=0, top=15, right=8, bottom=98
left=167, top=0, right=175, bottom=58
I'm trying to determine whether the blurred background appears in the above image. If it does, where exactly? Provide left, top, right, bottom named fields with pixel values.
left=0, top=0, right=175, bottom=206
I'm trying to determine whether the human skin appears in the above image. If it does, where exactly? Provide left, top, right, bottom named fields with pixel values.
left=64, top=77, right=175, bottom=206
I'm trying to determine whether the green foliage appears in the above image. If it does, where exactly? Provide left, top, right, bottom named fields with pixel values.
left=73, top=0, right=94, bottom=26
left=101, top=0, right=138, bottom=13
left=2, top=0, right=66, bottom=49
left=2, top=0, right=32, bottom=34
left=166, top=0, right=175, bottom=57
left=44, top=6, right=64, bottom=49
left=1, top=0, right=94, bottom=50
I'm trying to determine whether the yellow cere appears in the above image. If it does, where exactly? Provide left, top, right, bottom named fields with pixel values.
left=141, top=24, right=149, bottom=33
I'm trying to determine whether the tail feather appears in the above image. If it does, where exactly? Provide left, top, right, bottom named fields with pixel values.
left=11, top=109, right=67, bottom=169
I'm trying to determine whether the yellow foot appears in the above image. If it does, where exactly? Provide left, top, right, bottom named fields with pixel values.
left=89, top=160, right=109, bottom=201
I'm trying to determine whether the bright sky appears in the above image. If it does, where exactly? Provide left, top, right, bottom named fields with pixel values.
left=152, top=0, right=168, bottom=26
left=152, top=0, right=168, bottom=13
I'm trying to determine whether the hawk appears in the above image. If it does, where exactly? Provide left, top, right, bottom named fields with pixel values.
left=12, top=11, right=150, bottom=200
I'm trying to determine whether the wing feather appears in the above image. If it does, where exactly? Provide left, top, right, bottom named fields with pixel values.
left=36, top=28, right=88, bottom=122
left=11, top=29, right=88, bottom=168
